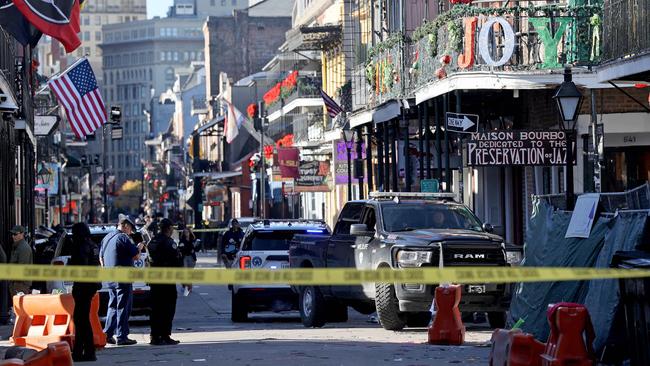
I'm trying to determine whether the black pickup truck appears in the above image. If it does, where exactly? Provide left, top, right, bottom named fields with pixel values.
left=289, top=192, right=521, bottom=330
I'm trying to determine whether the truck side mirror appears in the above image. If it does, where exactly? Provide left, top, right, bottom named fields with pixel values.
left=482, top=223, right=494, bottom=233
left=350, top=224, right=373, bottom=237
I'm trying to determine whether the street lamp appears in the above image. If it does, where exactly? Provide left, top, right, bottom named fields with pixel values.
left=37, top=164, right=51, bottom=226
left=342, top=121, right=354, bottom=201
left=553, top=66, right=584, bottom=210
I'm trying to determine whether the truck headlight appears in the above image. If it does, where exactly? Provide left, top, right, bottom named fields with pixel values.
left=505, top=251, right=523, bottom=266
left=396, top=250, right=432, bottom=268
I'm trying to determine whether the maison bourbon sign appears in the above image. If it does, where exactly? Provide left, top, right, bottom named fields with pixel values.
left=467, top=130, right=575, bottom=166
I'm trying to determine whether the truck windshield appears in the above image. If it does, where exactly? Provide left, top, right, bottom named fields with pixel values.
left=381, top=204, right=483, bottom=232
left=243, top=230, right=314, bottom=251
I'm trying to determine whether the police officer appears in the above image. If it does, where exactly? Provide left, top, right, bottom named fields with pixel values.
left=69, top=223, right=101, bottom=362
left=100, top=214, right=143, bottom=346
left=147, top=218, right=182, bottom=345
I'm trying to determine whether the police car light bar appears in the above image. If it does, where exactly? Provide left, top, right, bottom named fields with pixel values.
left=368, top=192, right=457, bottom=200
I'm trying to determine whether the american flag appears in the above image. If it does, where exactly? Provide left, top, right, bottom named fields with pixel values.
left=49, top=58, right=107, bottom=139
left=320, top=88, right=343, bottom=118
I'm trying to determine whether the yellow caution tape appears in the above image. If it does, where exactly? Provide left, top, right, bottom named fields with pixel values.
left=0, top=264, right=648, bottom=285
left=191, top=228, right=228, bottom=233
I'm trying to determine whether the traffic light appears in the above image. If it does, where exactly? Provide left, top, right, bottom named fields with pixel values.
left=110, top=106, right=122, bottom=124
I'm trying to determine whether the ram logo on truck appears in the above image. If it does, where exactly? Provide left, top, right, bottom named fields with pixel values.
left=453, top=253, right=486, bottom=259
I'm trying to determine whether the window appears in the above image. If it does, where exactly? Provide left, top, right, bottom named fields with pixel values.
left=85, top=47, right=90, bottom=56
left=173, top=51, right=179, bottom=61
left=133, top=103, right=139, bottom=116
left=83, top=31, right=90, bottom=41
left=381, top=203, right=483, bottom=232
left=94, top=16, right=101, bottom=26
left=95, top=31, right=101, bottom=41
left=241, top=231, right=305, bottom=251
left=334, top=203, right=363, bottom=235
left=160, top=51, right=166, bottom=61
left=83, top=16, right=90, bottom=26
left=165, top=67, right=174, bottom=81
left=232, top=0, right=237, bottom=5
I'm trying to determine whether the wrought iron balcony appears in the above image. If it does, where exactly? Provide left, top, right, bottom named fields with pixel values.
left=265, top=72, right=322, bottom=118
left=407, top=4, right=602, bottom=92
left=602, top=0, right=650, bottom=62
left=292, top=112, right=325, bottom=146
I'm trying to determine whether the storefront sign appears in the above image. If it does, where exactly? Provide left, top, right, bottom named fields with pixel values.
left=295, top=161, right=330, bottom=192
left=278, top=147, right=300, bottom=178
left=334, top=140, right=367, bottom=184
left=467, top=130, right=574, bottom=166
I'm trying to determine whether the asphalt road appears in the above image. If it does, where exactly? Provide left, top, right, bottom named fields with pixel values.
left=3, top=252, right=494, bottom=365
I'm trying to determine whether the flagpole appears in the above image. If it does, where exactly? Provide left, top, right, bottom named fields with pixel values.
left=35, top=56, right=87, bottom=94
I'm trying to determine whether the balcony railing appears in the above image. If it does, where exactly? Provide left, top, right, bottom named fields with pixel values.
left=409, top=5, right=602, bottom=91
left=603, top=0, right=650, bottom=62
left=266, top=73, right=322, bottom=116
left=353, top=3, right=603, bottom=111
left=292, top=112, right=325, bottom=145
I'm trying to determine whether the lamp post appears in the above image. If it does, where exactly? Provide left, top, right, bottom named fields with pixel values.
left=342, top=122, right=354, bottom=201
left=553, top=66, right=584, bottom=210
left=37, top=164, right=51, bottom=227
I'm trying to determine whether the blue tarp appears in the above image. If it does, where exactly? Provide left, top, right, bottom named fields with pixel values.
left=509, top=197, right=609, bottom=339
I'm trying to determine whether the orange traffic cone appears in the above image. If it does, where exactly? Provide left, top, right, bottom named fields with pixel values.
left=427, top=285, right=465, bottom=345
left=540, top=303, right=595, bottom=366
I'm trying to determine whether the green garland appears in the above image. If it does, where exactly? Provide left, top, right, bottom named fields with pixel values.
left=367, top=32, right=405, bottom=62
left=446, top=20, right=463, bottom=53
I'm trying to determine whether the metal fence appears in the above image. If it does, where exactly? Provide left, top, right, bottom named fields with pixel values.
left=603, top=0, right=650, bottom=62
left=536, top=183, right=650, bottom=213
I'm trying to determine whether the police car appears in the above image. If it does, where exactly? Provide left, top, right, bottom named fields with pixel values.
left=47, top=224, right=152, bottom=317
left=229, top=220, right=330, bottom=322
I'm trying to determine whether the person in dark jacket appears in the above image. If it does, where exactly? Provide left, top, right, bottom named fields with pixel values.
left=220, top=219, right=244, bottom=267
left=147, top=218, right=182, bottom=345
left=69, top=223, right=102, bottom=362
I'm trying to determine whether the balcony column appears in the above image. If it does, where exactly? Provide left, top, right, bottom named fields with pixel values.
left=418, top=104, right=424, bottom=182
left=376, top=123, right=384, bottom=191
left=365, top=124, right=374, bottom=193
left=435, top=98, right=442, bottom=182
left=355, top=127, right=364, bottom=199
left=391, top=119, right=399, bottom=192
left=383, top=121, right=390, bottom=190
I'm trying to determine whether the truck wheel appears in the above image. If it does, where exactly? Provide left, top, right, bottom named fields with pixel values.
left=299, top=286, right=327, bottom=328
left=375, top=282, right=406, bottom=331
left=231, top=292, right=248, bottom=322
left=488, top=311, right=507, bottom=329
left=326, top=301, right=348, bottom=323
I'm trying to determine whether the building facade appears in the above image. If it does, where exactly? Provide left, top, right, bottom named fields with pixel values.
left=101, top=16, right=205, bottom=185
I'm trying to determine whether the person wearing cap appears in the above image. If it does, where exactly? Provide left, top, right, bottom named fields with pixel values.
left=147, top=218, right=182, bottom=345
left=9, top=225, right=32, bottom=296
left=220, top=219, right=244, bottom=267
left=99, top=214, right=144, bottom=346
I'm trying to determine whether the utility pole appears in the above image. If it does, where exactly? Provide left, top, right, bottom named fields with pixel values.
left=258, top=101, right=266, bottom=219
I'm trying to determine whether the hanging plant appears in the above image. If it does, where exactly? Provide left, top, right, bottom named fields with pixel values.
left=365, top=63, right=376, bottom=89
left=263, top=145, right=274, bottom=160
left=246, top=103, right=257, bottom=120
left=446, top=20, right=463, bottom=54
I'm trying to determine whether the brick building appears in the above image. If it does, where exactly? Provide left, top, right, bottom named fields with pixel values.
left=203, top=0, right=293, bottom=98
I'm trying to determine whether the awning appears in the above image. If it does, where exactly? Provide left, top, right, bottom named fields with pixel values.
left=349, top=100, right=401, bottom=128
left=597, top=53, right=650, bottom=83
left=286, top=24, right=342, bottom=52
left=195, top=115, right=225, bottom=135
left=415, top=70, right=620, bottom=105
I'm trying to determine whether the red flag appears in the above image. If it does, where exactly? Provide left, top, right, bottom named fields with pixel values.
left=13, top=0, right=81, bottom=52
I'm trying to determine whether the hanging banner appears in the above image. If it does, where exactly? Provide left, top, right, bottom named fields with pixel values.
left=278, top=147, right=300, bottom=178
left=295, top=161, right=330, bottom=192
left=467, top=130, right=575, bottom=166
left=334, top=140, right=367, bottom=184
